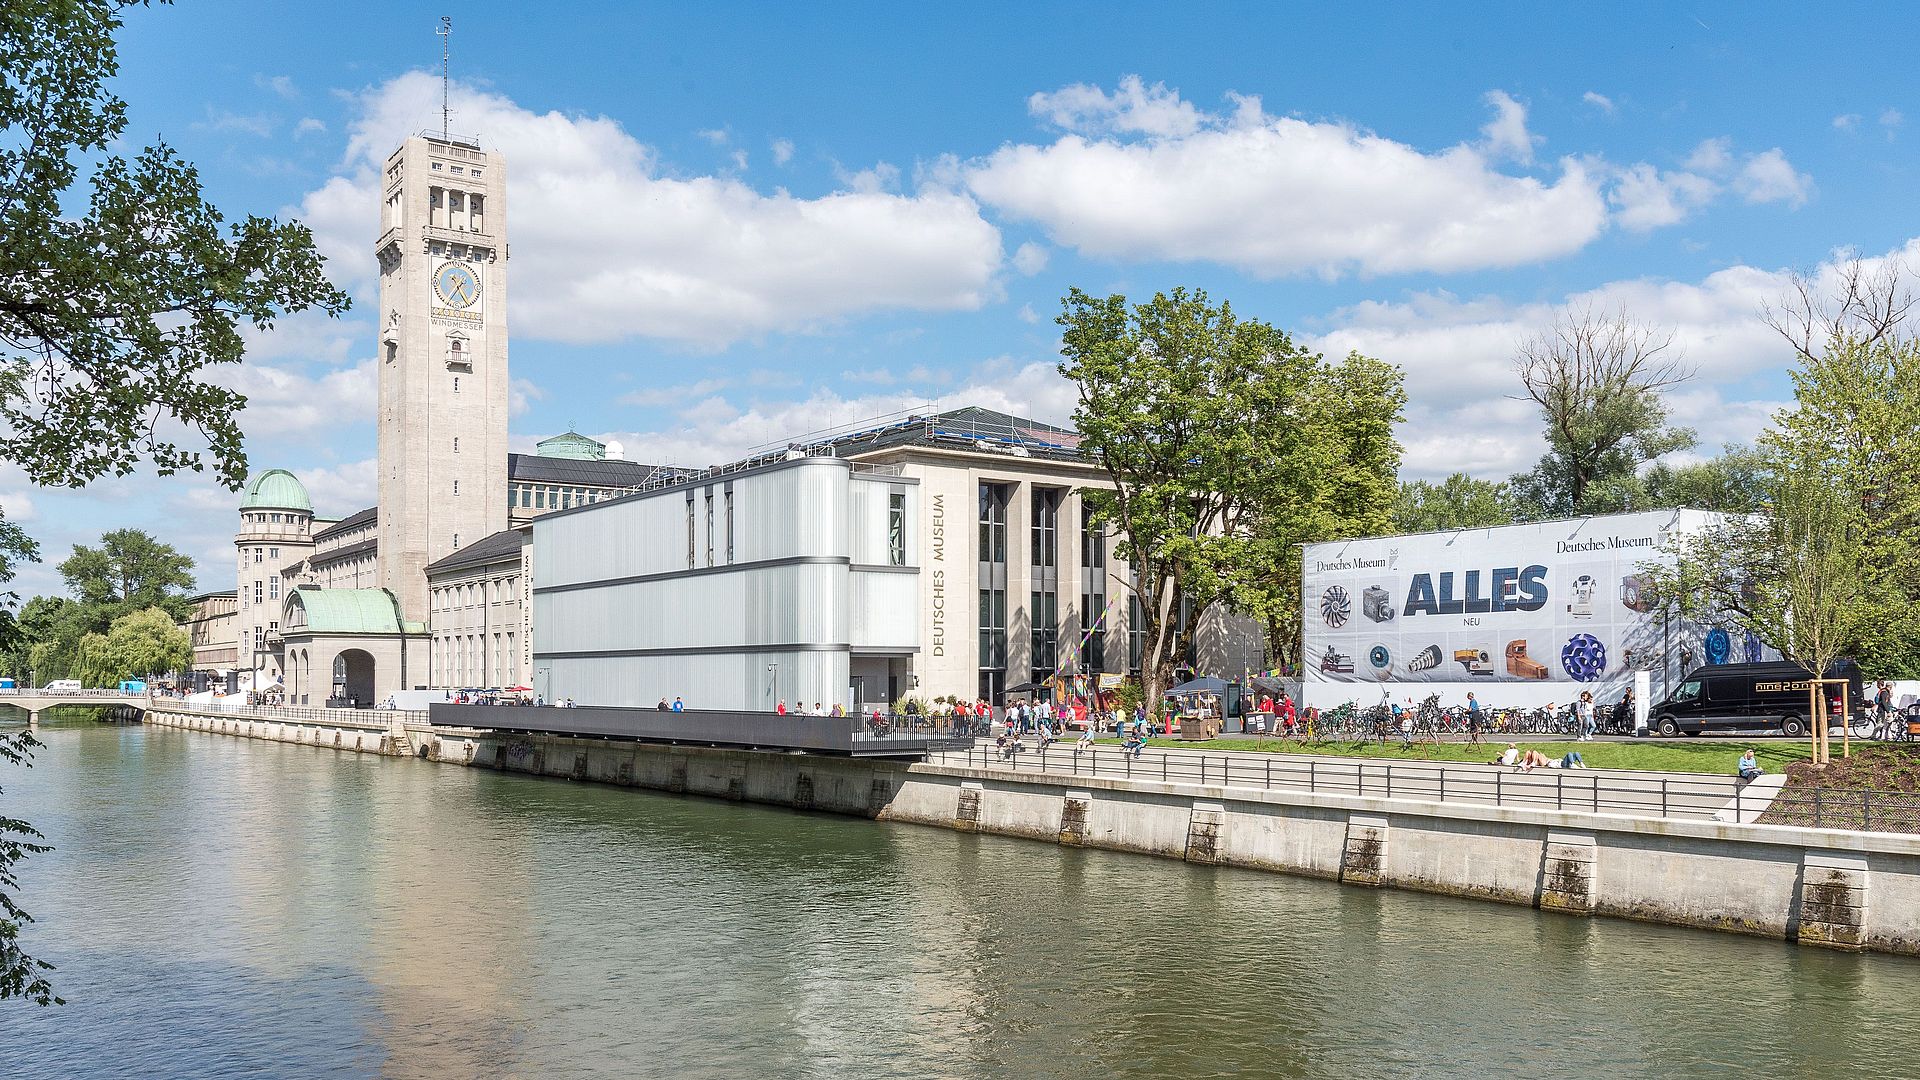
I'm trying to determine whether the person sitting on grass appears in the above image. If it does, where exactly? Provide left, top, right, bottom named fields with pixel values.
left=1517, top=749, right=1553, bottom=772
left=1737, top=749, right=1762, bottom=783
left=1076, top=725, right=1096, bottom=753
left=1557, top=750, right=1586, bottom=770
left=1498, top=744, right=1520, bottom=768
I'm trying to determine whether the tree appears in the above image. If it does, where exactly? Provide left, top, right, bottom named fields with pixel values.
left=0, top=1, right=347, bottom=1005
left=1220, top=353, right=1406, bottom=671
left=1762, top=258, right=1920, bottom=675
left=58, top=529, right=195, bottom=624
left=1508, top=306, right=1696, bottom=519
left=1393, top=473, right=1513, bottom=533
left=0, top=1, right=350, bottom=491
left=102, top=606, right=190, bottom=681
left=0, top=726, right=58, bottom=1005
left=1058, top=286, right=1404, bottom=697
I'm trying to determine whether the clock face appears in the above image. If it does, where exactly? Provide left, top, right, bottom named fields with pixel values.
left=434, top=262, right=480, bottom=309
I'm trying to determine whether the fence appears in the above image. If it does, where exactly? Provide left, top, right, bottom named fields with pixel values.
left=148, top=700, right=425, bottom=727
left=931, top=743, right=1920, bottom=832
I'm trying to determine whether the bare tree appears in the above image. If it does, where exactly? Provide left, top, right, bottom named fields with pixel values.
left=1511, top=305, right=1696, bottom=515
left=1764, top=254, right=1918, bottom=365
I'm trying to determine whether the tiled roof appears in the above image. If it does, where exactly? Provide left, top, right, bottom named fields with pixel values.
left=423, top=527, right=528, bottom=575
left=312, top=505, right=377, bottom=542
left=508, top=453, right=691, bottom=488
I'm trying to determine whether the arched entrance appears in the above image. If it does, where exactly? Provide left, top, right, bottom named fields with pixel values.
left=333, top=649, right=376, bottom=708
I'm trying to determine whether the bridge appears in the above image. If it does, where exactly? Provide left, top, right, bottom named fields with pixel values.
left=0, top=689, right=149, bottom=725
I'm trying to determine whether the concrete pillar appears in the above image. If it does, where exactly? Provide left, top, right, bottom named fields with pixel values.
left=26, top=709, right=38, bottom=728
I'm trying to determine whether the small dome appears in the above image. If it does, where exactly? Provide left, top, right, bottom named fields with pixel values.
left=240, top=469, right=313, bottom=513
left=534, top=431, right=605, bottom=461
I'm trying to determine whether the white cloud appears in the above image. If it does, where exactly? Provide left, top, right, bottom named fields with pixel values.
left=1608, top=163, right=1717, bottom=231
left=1834, top=113, right=1861, bottom=132
left=598, top=358, right=1075, bottom=468
left=218, top=358, right=378, bottom=436
left=1881, top=107, right=1904, bottom=132
left=619, top=378, right=735, bottom=407
left=1027, top=75, right=1204, bottom=138
left=510, top=377, right=545, bottom=418
left=1733, top=148, right=1813, bottom=206
left=1479, top=90, right=1538, bottom=164
left=299, top=72, right=1005, bottom=348
left=1011, top=241, right=1049, bottom=275
left=0, top=492, right=37, bottom=523
left=297, top=459, right=378, bottom=516
left=696, top=127, right=729, bottom=145
left=1685, top=136, right=1733, bottom=173
left=196, top=108, right=275, bottom=137
left=254, top=74, right=298, bottom=99
left=293, top=117, right=327, bottom=138
left=1017, top=302, right=1041, bottom=324
left=1582, top=91, right=1615, bottom=115
left=1307, top=241, right=1920, bottom=480
left=965, top=79, right=1610, bottom=278
left=771, top=137, right=794, bottom=166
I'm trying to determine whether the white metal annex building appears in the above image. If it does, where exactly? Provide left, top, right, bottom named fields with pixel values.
left=1301, top=509, right=1745, bottom=710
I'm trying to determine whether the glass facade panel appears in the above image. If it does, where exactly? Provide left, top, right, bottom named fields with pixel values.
left=1080, top=505, right=1106, bottom=673
left=1030, top=488, right=1059, bottom=681
left=977, top=482, right=1010, bottom=704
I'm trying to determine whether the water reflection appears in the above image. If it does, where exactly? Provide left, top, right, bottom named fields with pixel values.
left=1, top=723, right=1914, bottom=1080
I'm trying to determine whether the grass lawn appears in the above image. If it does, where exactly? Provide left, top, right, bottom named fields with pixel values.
left=1096, top=736, right=1814, bottom=775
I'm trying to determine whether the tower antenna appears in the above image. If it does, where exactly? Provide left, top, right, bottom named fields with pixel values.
left=436, top=16, right=452, bottom=141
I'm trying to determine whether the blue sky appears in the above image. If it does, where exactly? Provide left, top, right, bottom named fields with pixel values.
left=12, top=2, right=1918, bottom=595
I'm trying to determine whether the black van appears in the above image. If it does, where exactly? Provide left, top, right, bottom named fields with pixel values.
left=1650, top=661, right=1862, bottom=737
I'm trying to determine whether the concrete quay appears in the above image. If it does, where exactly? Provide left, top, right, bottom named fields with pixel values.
left=143, top=701, right=1918, bottom=958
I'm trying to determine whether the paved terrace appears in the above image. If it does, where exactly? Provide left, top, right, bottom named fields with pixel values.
left=928, top=740, right=1786, bottom=824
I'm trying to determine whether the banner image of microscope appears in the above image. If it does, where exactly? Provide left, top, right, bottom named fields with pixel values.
left=1302, top=510, right=1729, bottom=697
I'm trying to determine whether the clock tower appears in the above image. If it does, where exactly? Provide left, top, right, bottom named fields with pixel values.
left=372, top=134, right=510, bottom=623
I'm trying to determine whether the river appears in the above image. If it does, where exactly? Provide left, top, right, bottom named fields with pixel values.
left=2, top=722, right=1913, bottom=1079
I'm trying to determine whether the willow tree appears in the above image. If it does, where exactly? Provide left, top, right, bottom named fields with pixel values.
left=1057, top=287, right=1403, bottom=699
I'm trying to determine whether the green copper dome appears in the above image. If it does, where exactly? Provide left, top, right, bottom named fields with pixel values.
left=534, top=431, right=605, bottom=460
left=240, top=469, right=313, bottom=513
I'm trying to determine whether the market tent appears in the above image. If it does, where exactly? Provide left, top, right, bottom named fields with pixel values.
left=1165, top=676, right=1230, bottom=696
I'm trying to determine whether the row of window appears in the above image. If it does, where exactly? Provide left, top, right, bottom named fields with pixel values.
left=430, top=576, right=519, bottom=612
left=434, top=631, right=515, bottom=688
left=242, top=546, right=282, bottom=567
left=241, top=512, right=306, bottom=529
left=511, top=483, right=614, bottom=511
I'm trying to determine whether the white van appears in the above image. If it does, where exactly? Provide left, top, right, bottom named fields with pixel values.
left=42, top=679, right=81, bottom=691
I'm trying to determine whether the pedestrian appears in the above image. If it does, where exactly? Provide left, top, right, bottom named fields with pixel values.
left=671, top=696, right=685, bottom=713
left=776, top=699, right=787, bottom=716
left=657, top=697, right=669, bottom=711
left=812, top=702, right=824, bottom=716
left=1576, top=691, right=1595, bottom=741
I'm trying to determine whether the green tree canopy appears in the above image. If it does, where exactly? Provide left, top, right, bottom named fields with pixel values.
left=1058, top=286, right=1404, bottom=694
left=1507, top=305, right=1695, bottom=519
left=58, top=528, right=195, bottom=623
left=1393, top=473, right=1514, bottom=533
left=0, top=0, right=350, bottom=490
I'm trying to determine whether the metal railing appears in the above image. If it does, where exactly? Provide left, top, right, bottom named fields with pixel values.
left=0, top=688, right=147, bottom=697
left=926, top=742, right=1920, bottom=831
left=148, top=700, right=425, bottom=727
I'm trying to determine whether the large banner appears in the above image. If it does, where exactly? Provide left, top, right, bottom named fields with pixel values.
left=1302, top=510, right=1751, bottom=704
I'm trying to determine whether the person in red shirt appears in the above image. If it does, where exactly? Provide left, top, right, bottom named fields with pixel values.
left=776, top=699, right=787, bottom=716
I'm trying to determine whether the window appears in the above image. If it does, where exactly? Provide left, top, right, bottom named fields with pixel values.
left=253, top=580, right=263, bottom=603
left=453, top=437, right=459, bottom=453
left=453, top=376, right=460, bottom=393
left=978, top=482, right=1011, bottom=704
left=1129, top=591, right=1146, bottom=673
left=269, top=577, right=279, bottom=601
left=1674, top=681, right=1702, bottom=704
left=453, top=532, right=460, bottom=548
left=1080, top=505, right=1107, bottom=673
left=686, top=493, right=696, bottom=568
left=888, top=491, right=906, bottom=566
left=1031, top=488, right=1060, bottom=680
left=254, top=628, right=263, bottom=651
left=534, top=487, right=546, bottom=509
left=431, top=161, right=443, bottom=170
left=253, top=548, right=263, bottom=564
left=704, top=489, right=715, bottom=567
left=270, top=513, right=281, bottom=524
left=269, top=547, right=279, bottom=561
left=724, top=487, right=735, bottom=564
left=453, top=479, right=459, bottom=496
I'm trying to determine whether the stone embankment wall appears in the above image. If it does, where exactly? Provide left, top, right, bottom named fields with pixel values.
left=154, top=704, right=1920, bottom=958
left=145, top=702, right=423, bottom=757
